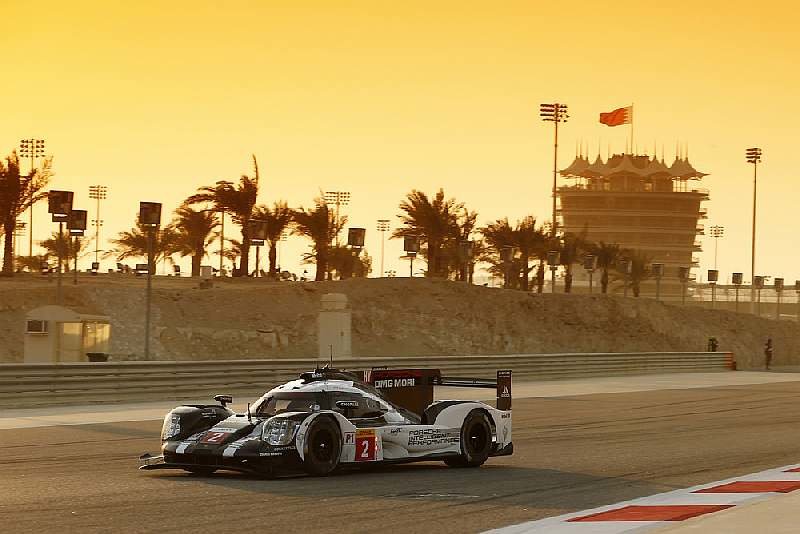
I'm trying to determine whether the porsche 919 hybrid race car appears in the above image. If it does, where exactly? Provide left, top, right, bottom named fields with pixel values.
left=139, top=367, right=512, bottom=477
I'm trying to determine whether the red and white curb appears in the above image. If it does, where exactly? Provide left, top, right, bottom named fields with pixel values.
left=486, top=463, right=800, bottom=533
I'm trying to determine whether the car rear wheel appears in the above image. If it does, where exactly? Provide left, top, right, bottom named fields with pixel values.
left=444, top=410, right=492, bottom=468
left=303, top=416, right=342, bottom=476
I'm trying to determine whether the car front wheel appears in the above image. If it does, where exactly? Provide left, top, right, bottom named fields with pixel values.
left=302, top=416, right=342, bottom=476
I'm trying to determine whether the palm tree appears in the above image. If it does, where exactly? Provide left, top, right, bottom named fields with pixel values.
left=292, top=198, right=344, bottom=281
left=615, top=249, right=653, bottom=297
left=480, top=217, right=517, bottom=288
left=253, top=201, right=292, bottom=275
left=40, top=231, right=89, bottom=272
left=480, top=216, right=546, bottom=290
left=591, top=242, right=622, bottom=294
left=393, top=189, right=462, bottom=278
left=171, top=205, right=218, bottom=276
left=559, top=230, right=590, bottom=293
left=108, top=220, right=179, bottom=272
left=186, top=155, right=260, bottom=277
left=0, top=151, right=52, bottom=275
left=327, top=245, right=372, bottom=279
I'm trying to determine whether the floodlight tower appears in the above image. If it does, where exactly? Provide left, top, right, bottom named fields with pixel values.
left=19, top=138, right=45, bottom=256
left=746, top=147, right=762, bottom=312
left=89, top=185, right=108, bottom=265
left=376, top=219, right=390, bottom=277
left=540, top=103, right=568, bottom=238
left=709, top=225, right=724, bottom=270
left=324, top=191, right=350, bottom=246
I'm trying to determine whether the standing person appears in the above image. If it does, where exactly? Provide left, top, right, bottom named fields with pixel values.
left=765, top=338, right=774, bottom=370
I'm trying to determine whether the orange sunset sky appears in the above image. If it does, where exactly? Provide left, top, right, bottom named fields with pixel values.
left=2, top=0, right=797, bottom=281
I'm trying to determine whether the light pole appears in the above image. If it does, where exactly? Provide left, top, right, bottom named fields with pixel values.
left=67, top=210, right=87, bottom=285
left=377, top=219, right=390, bottom=278
left=584, top=255, right=597, bottom=294
left=732, top=272, right=743, bottom=312
left=774, top=278, right=784, bottom=320
left=324, top=191, right=351, bottom=246
left=652, top=263, right=665, bottom=301
left=540, top=103, right=568, bottom=239
left=88, top=185, right=107, bottom=266
left=708, top=269, right=719, bottom=309
left=459, top=240, right=474, bottom=284
left=679, top=266, right=690, bottom=305
left=19, top=138, right=45, bottom=257
left=48, top=190, right=74, bottom=305
left=709, top=225, right=724, bottom=270
left=753, top=275, right=764, bottom=317
left=12, top=221, right=26, bottom=261
left=403, top=236, right=419, bottom=278
left=746, top=147, right=762, bottom=313
left=547, top=250, right=560, bottom=293
left=139, top=202, right=162, bottom=360
left=276, top=230, right=288, bottom=272
left=621, top=259, right=633, bottom=297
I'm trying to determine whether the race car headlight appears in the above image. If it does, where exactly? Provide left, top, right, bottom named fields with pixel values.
left=262, top=418, right=300, bottom=446
left=161, top=413, right=182, bottom=441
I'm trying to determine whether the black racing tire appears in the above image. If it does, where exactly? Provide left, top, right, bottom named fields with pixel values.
left=184, top=467, right=217, bottom=476
left=303, top=416, right=342, bottom=476
left=444, top=410, right=492, bottom=468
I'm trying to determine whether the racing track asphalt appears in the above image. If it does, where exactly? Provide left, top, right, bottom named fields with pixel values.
left=3, top=381, right=800, bottom=534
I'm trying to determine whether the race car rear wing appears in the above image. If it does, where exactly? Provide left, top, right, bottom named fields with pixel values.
left=364, top=368, right=512, bottom=416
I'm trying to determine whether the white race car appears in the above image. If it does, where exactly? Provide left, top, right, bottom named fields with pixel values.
left=140, top=367, right=513, bottom=477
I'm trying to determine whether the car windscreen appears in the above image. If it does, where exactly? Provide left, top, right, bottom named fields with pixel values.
left=254, top=393, right=321, bottom=417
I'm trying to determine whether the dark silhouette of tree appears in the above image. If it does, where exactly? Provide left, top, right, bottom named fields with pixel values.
left=480, top=216, right=547, bottom=290
left=558, top=230, right=590, bottom=293
left=40, top=232, right=89, bottom=272
left=327, top=245, right=372, bottom=279
left=591, top=241, right=622, bottom=294
left=292, top=198, right=345, bottom=281
left=615, top=249, right=653, bottom=297
left=253, top=201, right=292, bottom=275
left=108, top=220, right=179, bottom=272
left=170, top=205, right=218, bottom=276
left=393, top=189, right=463, bottom=278
left=186, top=155, right=259, bottom=277
left=0, top=151, right=52, bottom=276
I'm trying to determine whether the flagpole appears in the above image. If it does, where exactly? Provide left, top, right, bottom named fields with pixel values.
left=630, top=103, right=634, bottom=154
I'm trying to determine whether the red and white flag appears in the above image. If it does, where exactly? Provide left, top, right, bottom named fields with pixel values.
left=599, top=106, right=632, bottom=127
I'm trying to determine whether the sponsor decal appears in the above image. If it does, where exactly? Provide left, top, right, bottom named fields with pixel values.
left=201, top=431, right=232, bottom=444
left=407, top=428, right=460, bottom=447
left=389, top=427, right=402, bottom=434
left=500, top=386, right=510, bottom=398
left=336, top=400, right=360, bottom=409
left=355, top=429, right=377, bottom=462
left=374, top=378, right=416, bottom=388
left=500, top=412, right=511, bottom=419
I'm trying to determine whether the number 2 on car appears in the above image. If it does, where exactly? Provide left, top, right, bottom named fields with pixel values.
left=355, top=430, right=376, bottom=461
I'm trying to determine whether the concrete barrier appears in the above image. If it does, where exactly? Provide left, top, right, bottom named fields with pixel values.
left=0, top=352, right=733, bottom=408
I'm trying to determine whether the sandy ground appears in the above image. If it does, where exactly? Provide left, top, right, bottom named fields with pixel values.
left=1, top=275, right=796, bottom=368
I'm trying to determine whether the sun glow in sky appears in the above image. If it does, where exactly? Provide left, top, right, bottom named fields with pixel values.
left=2, top=0, right=798, bottom=280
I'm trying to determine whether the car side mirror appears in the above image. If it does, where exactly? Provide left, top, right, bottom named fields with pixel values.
left=214, top=394, right=233, bottom=407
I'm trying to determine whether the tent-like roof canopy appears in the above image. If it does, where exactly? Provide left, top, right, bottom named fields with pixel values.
left=561, top=153, right=708, bottom=180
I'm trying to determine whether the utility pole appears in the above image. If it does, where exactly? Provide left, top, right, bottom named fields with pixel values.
left=746, top=148, right=762, bottom=314
left=19, top=139, right=45, bottom=257
left=89, top=185, right=107, bottom=265
left=377, top=219, right=390, bottom=277
left=540, top=103, right=569, bottom=238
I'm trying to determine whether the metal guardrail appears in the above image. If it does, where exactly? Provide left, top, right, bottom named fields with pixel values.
left=0, top=352, right=734, bottom=408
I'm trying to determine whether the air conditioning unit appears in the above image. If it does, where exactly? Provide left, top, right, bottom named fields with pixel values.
left=26, top=320, right=48, bottom=334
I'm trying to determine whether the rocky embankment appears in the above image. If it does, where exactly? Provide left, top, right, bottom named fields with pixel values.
left=0, top=275, right=796, bottom=369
